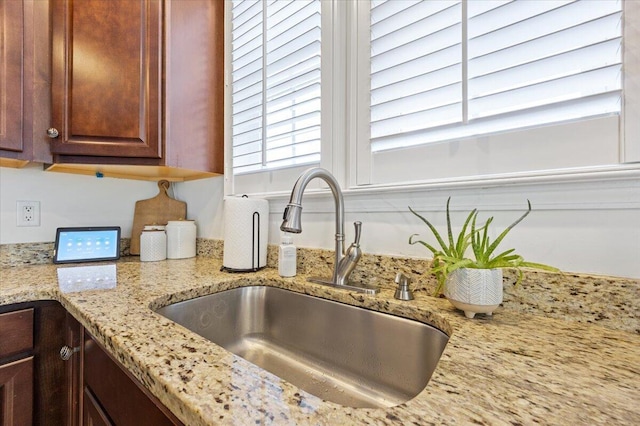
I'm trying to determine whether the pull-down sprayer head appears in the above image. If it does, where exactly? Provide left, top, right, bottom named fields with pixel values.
left=281, top=204, right=303, bottom=234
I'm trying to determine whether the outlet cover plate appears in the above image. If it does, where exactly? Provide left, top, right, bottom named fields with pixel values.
left=17, top=200, right=41, bottom=227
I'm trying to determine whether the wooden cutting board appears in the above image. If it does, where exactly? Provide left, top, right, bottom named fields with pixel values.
left=130, top=180, right=187, bottom=255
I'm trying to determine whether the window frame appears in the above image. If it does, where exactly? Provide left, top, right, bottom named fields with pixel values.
left=226, top=0, right=640, bottom=198
left=352, top=0, right=638, bottom=189
left=225, top=0, right=341, bottom=196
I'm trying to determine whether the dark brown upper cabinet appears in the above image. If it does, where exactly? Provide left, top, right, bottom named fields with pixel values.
left=48, top=0, right=224, bottom=181
left=0, top=0, right=52, bottom=167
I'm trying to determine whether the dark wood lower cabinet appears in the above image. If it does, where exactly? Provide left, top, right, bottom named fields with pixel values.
left=0, top=357, right=33, bottom=426
left=0, top=301, right=66, bottom=426
left=83, top=333, right=181, bottom=426
left=0, top=302, right=181, bottom=425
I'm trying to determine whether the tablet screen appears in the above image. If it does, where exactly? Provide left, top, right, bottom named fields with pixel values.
left=53, top=227, right=121, bottom=264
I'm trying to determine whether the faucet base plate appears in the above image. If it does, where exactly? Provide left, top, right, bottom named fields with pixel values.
left=308, top=277, right=380, bottom=295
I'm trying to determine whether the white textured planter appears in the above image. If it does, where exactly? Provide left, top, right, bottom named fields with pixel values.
left=443, top=268, right=503, bottom=319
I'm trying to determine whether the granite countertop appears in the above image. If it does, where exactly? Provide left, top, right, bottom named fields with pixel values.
left=1, top=257, right=639, bottom=425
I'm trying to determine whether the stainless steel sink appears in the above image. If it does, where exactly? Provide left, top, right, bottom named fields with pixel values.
left=155, top=286, right=448, bottom=408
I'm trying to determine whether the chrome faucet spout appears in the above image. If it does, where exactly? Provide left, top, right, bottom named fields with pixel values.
left=281, top=167, right=344, bottom=283
left=280, top=167, right=380, bottom=294
left=280, top=168, right=378, bottom=294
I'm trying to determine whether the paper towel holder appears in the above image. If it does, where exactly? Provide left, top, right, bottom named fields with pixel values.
left=221, top=207, right=265, bottom=273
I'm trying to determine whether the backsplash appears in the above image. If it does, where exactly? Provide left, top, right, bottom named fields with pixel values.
left=1, top=239, right=638, bottom=334
left=0, top=239, right=132, bottom=267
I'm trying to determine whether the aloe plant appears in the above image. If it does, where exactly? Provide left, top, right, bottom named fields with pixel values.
left=409, top=198, right=559, bottom=295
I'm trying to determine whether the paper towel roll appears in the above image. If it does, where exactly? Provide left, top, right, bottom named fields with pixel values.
left=223, top=196, right=269, bottom=271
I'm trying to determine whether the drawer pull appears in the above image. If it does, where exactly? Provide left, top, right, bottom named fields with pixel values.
left=60, top=345, right=80, bottom=361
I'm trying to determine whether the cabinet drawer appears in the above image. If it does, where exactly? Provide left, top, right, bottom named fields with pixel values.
left=0, top=308, right=34, bottom=359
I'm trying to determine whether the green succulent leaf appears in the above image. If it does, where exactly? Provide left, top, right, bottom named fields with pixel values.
left=408, top=198, right=559, bottom=296
left=446, top=198, right=455, bottom=255
left=408, top=206, right=450, bottom=256
left=408, top=234, right=439, bottom=256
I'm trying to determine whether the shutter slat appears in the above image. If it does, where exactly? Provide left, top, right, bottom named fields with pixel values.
left=232, top=93, right=262, bottom=116
left=469, top=0, right=621, bottom=57
left=372, top=3, right=459, bottom=55
left=267, top=126, right=320, bottom=150
left=268, top=55, right=320, bottom=87
left=267, top=139, right=321, bottom=163
left=469, top=39, right=621, bottom=99
left=233, top=140, right=262, bottom=158
left=267, top=68, right=321, bottom=102
left=372, top=64, right=461, bottom=106
left=232, top=118, right=263, bottom=140
left=371, top=103, right=462, bottom=140
left=372, top=24, right=461, bottom=73
left=232, top=1, right=261, bottom=27
left=469, top=13, right=622, bottom=78
left=371, top=92, right=620, bottom=152
left=469, top=65, right=621, bottom=119
left=269, top=1, right=318, bottom=38
left=267, top=98, right=321, bottom=128
left=233, top=128, right=262, bottom=147
left=232, top=56, right=262, bottom=84
left=233, top=78, right=261, bottom=104
left=468, top=0, right=569, bottom=38
left=372, top=44, right=459, bottom=90
left=372, top=84, right=461, bottom=122
left=268, top=29, right=321, bottom=67
left=267, top=111, right=321, bottom=139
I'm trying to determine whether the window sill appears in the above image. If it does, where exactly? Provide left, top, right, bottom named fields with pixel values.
left=261, top=164, right=640, bottom=214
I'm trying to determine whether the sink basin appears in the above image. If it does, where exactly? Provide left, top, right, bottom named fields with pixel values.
left=155, top=286, right=448, bottom=408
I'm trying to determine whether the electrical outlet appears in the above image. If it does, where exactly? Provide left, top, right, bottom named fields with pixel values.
left=17, top=201, right=41, bottom=227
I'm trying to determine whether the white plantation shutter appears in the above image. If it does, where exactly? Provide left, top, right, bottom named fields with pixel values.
left=370, top=1, right=463, bottom=146
left=231, top=0, right=321, bottom=175
left=370, top=0, right=623, bottom=153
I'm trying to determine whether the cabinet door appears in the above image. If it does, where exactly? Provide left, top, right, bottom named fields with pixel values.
left=0, top=357, right=34, bottom=426
left=50, top=0, right=162, bottom=159
left=83, top=388, right=114, bottom=426
left=83, top=334, right=181, bottom=425
left=0, top=0, right=24, bottom=152
left=0, top=0, right=51, bottom=166
left=0, top=0, right=30, bottom=161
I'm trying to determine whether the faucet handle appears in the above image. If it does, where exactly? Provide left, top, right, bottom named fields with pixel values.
left=353, top=221, right=362, bottom=246
left=394, top=273, right=414, bottom=301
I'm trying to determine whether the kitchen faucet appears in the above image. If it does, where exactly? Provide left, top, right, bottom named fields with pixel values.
left=281, top=167, right=379, bottom=294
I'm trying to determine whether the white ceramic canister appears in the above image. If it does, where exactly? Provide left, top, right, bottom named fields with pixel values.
left=166, top=220, right=196, bottom=259
left=140, top=225, right=167, bottom=262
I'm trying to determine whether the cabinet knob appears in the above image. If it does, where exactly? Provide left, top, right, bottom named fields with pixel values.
left=60, top=345, right=80, bottom=361
left=47, top=128, right=60, bottom=138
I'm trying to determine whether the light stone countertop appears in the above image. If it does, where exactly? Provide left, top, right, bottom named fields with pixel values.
left=0, top=256, right=639, bottom=425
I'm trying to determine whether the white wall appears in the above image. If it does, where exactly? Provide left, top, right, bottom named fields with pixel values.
left=1, top=164, right=639, bottom=279
left=0, top=165, right=168, bottom=243
left=257, top=171, right=640, bottom=280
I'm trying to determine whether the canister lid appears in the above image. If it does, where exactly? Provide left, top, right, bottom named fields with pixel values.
left=166, top=220, right=195, bottom=226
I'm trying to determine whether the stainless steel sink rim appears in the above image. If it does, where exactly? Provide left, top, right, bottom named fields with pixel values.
left=155, top=285, right=448, bottom=408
